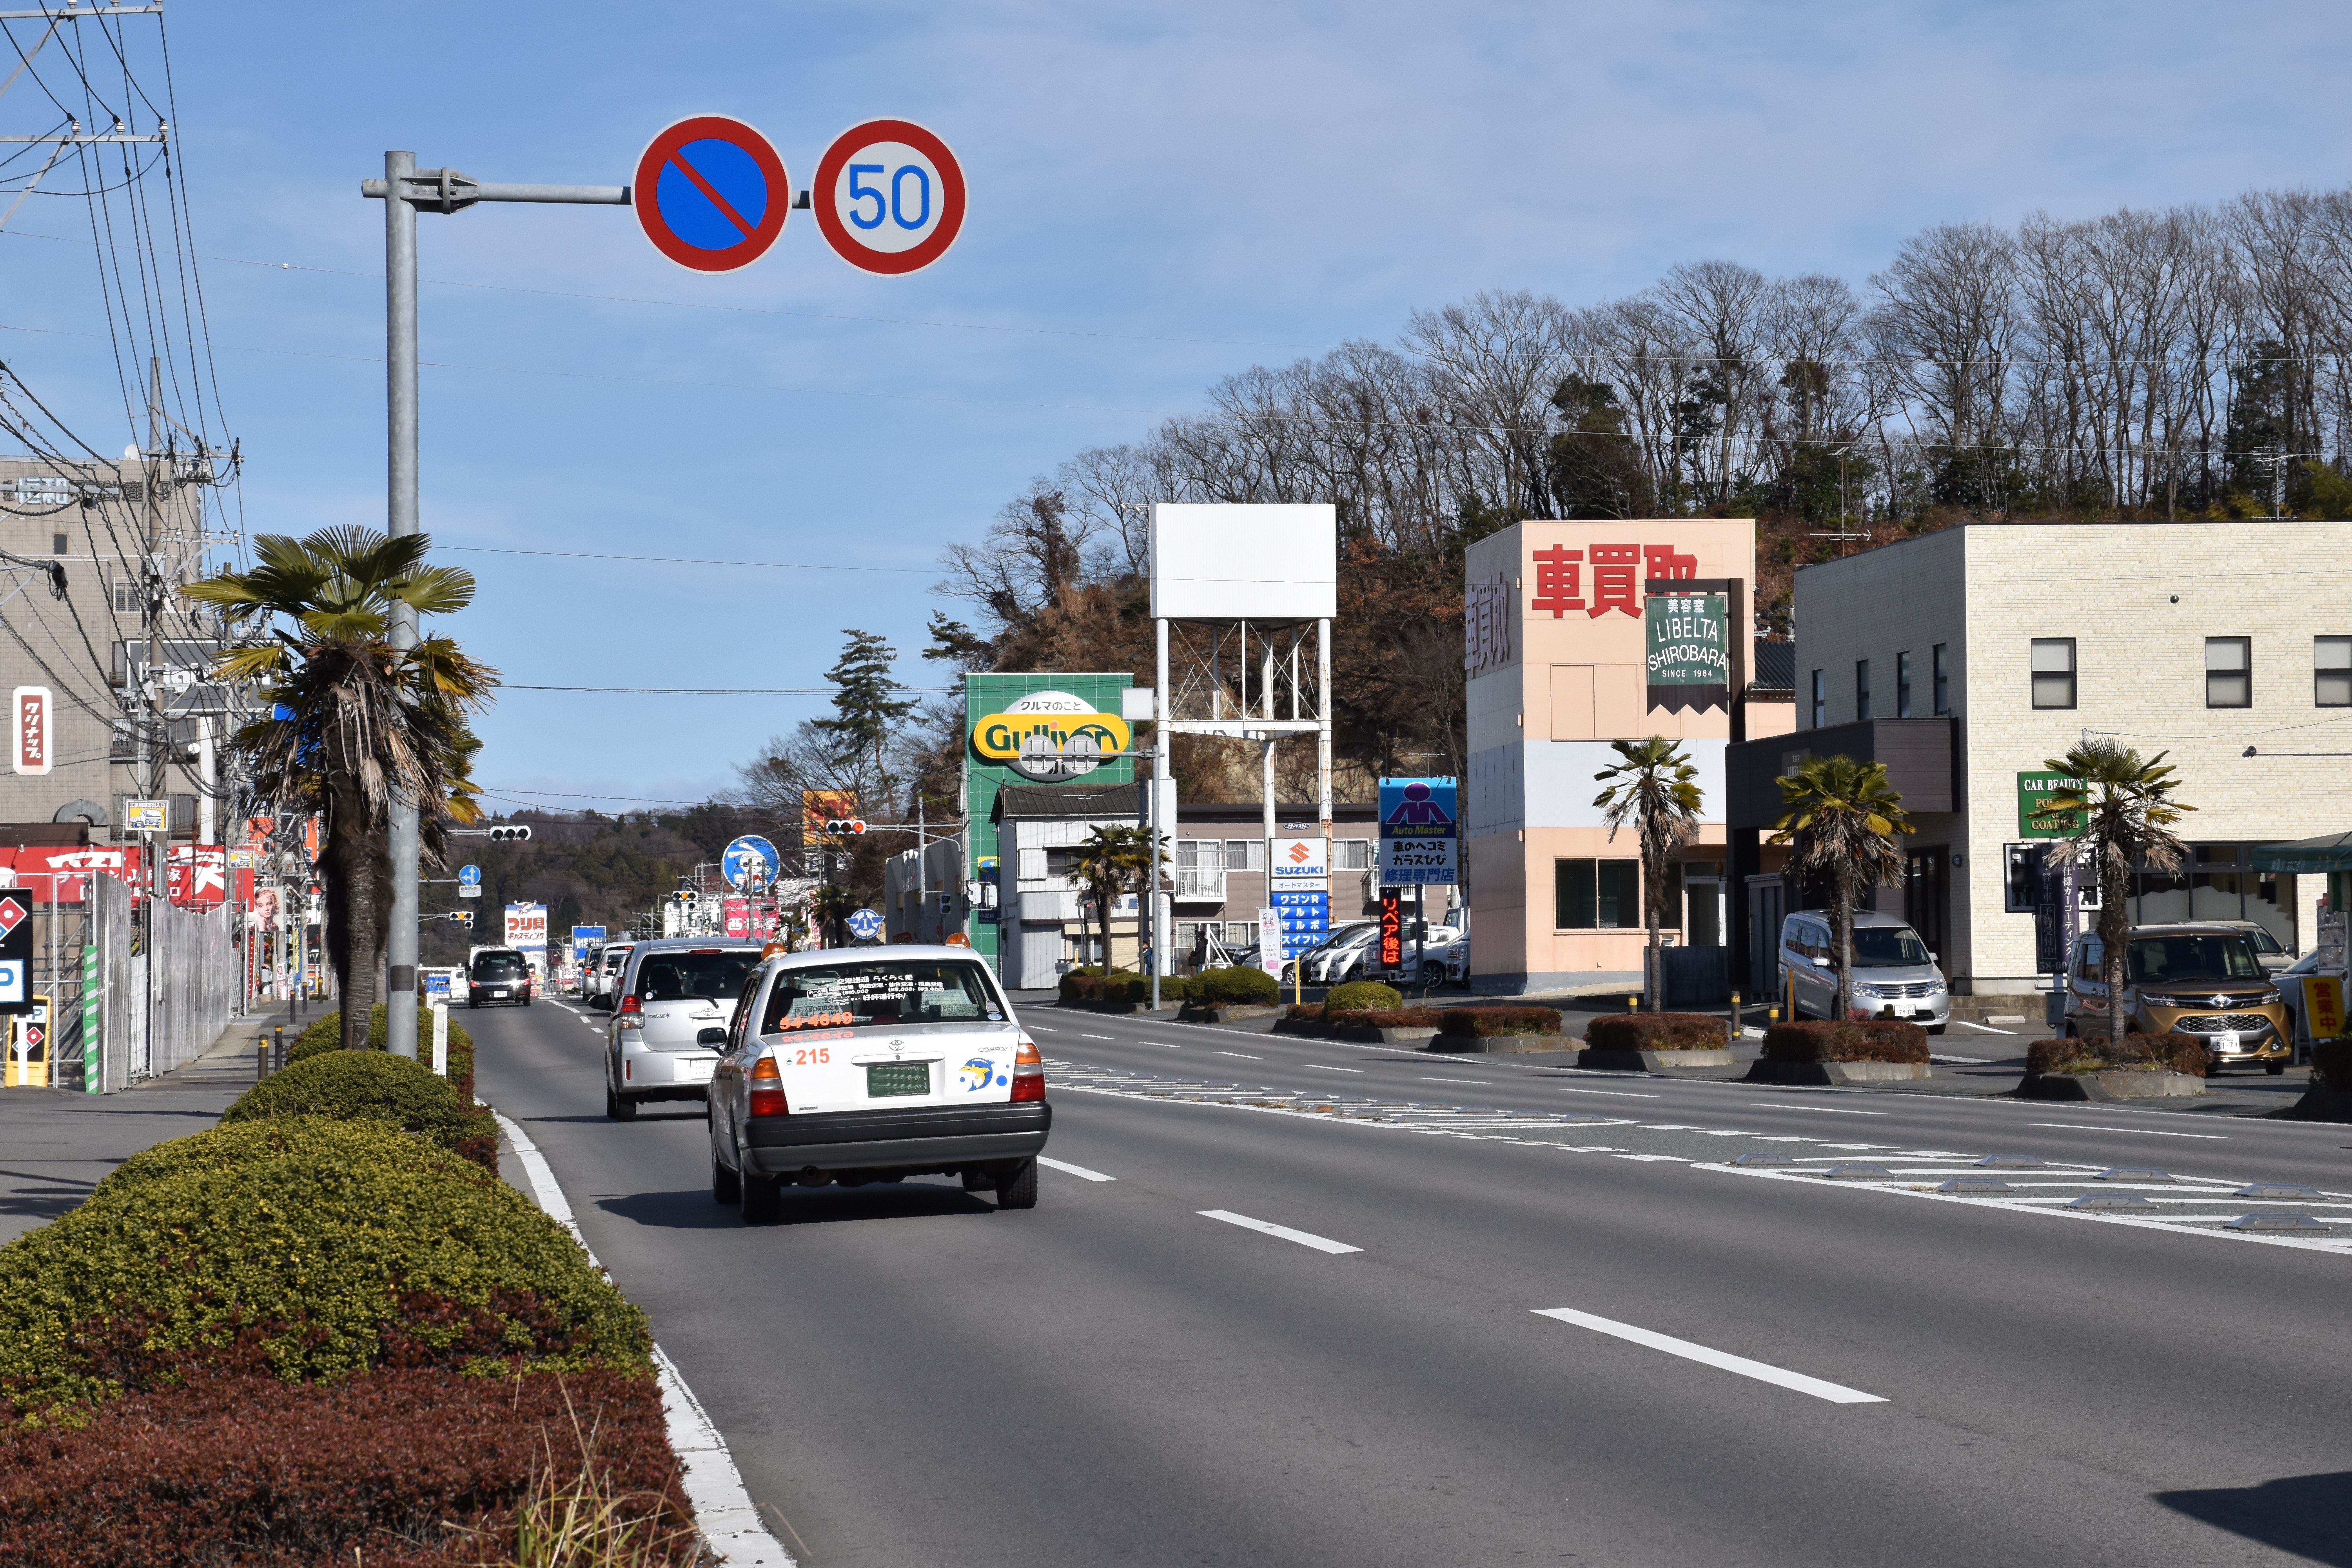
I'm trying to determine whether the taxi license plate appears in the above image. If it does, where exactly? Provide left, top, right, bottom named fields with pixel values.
left=2214, top=1031, right=2240, bottom=1052
left=867, top=1062, right=930, bottom=1098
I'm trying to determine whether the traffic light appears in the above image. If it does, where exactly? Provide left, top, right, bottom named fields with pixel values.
left=822, top=818, right=866, bottom=837
left=488, top=825, right=532, bottom=842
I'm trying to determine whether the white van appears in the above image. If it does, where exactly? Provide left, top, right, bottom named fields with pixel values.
left=1778, top=909, right=1949, bottom=1033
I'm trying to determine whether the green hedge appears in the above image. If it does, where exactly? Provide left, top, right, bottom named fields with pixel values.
left=1763, top=1020, right=1930, bottom=1063
left=1195, top=965, right=1278, bottom=1005
left=289, top=1005, right=475, bottom=1100
left=1324, top=980, right=1402, bottom=1014
left=0, top=1117, right=649, bottom=1421
left=1584, top=1013, right=1728, bottom=1052
left=2025, top=1033, right=2208, bottom=1077
left=1440, top=1005, right=1562, bottom=1038
left=1056, top=968, right=1189, bottom=1005
left=225, top=1051, right=497, bottom=1172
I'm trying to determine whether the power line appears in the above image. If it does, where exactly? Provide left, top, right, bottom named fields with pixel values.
left=504, top=684, right=951, bottom=695
left=437, top=543, right=932, bottom=575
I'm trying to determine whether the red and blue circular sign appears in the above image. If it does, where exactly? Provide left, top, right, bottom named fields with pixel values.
left=812, top=118, right=965, bottom=276
left=633, top=115, right=790, bottom=272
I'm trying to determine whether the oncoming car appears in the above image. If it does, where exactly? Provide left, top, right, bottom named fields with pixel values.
left=707, top=946, right=1050, bottom=1222
left=468, top=948, right=533, bottom=1008
left=604, top=938, right=764, bottom=1119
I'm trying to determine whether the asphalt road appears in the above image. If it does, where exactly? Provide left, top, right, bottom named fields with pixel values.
left=471, top=995, right=2352, bottom=1568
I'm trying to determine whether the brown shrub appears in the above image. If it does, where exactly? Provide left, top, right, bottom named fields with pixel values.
left=0, top=1366, right=691, bottom=1568
left=1584, top=1014, right=1728, bottom=1052
left=1327, top=1008, right=1445, bottom=1031
left=1441, top=1006, right=1563, bottom=1038
left=1283, top=1004, right=1326, bottom=1024
left=2314, top=1038, right=2352, bottom=1091
left=1763, top=1020, right=1930, bottom=1064
left=2025, top=1033, right=2209, bottom=1077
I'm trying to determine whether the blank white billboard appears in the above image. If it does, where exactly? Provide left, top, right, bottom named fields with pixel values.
left=1149, top=503, right=1337, bottom=620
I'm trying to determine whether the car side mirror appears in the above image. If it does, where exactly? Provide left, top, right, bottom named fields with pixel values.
left=697, top=1027, right=727, bottom=1046
left=1929, top=952, right=1939, bottom=965
left=1812, top=956, right=1831, bottom=967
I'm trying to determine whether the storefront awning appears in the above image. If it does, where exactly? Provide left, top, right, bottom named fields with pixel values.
left=2251, top=832, right=2352, bottom=873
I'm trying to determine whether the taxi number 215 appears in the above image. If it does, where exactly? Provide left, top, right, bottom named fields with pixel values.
left=790, top=1046, right=832, bottom=1066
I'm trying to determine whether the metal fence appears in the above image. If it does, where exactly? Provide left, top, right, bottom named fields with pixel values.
left=65, top=875, right=239, bottom=1090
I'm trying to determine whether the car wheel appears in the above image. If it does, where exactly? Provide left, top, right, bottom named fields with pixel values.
left=995, top=1157, right=1039, bottom=1210
left=1421, top=962, right=1445, bottom=987
left=961, top=1168, right=991, bottom=1192
left=711, top=1148, right=740, bottom=1204
left=523, top=996, right=532, bottom=1007
left=605, top=1082, right=637, bottom=1122
left=2267, top=1062, right=2287, bottom=1076
left=1927, top=1024, right=1945, bottom=1036
left=740, top=1163, right=782, bottom=1224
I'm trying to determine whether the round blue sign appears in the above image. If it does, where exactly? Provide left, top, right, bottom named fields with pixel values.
left=457, top=864, right=481, bottom=887
left=846, top=907, right=885, bottom=942
left=722, top=835, right=780, bottom=891
left=633, top=115, right=790, bottom=273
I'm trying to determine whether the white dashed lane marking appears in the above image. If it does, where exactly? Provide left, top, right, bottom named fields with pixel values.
left=1533, top=1308, right=1886, bottom=1405
left=2029, top=1123, right=2229, bottom=1140
left=1037, top=1156, right=1116, bottom=1182
left=1199, top=1209, right=1362, bottom=1255
left=1306, top=1063, right=1363, bottom=1073
left=1216, top=1051, right=1264, bottom=1060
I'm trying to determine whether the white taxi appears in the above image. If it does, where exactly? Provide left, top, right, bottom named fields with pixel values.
left=706, top=946, right=1050, bottom=1221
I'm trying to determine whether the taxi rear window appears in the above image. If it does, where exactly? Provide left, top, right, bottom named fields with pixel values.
left=761, top=959, right=1000, bottom=1031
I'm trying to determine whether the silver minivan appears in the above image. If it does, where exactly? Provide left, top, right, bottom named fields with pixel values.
left=1778, top=909, right=1949, bottom=1033
left=604, top=937, right=765, bottom=1119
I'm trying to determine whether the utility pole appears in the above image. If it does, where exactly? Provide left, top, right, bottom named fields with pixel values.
left=366, top=156, right=628, bottom=1060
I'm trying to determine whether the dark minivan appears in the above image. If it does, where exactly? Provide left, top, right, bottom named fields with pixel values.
left=469, top=948, right=534, bottom=1008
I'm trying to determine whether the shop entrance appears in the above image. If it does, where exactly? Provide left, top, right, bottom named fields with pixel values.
left=1905, top=847, right=1948, bottom=961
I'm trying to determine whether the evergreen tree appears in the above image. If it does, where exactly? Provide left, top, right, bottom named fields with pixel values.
left=814, top=630, right=918, bottom=785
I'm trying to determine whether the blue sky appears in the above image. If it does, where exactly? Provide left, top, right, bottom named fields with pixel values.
left=6, top=0, right=2350, bottom=811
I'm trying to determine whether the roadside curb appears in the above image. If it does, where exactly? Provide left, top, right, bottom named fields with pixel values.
left=489, top=1108, right=795, bottom=1568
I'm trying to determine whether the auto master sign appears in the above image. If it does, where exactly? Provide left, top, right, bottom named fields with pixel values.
left=960, top=673, right=1134, bottom=969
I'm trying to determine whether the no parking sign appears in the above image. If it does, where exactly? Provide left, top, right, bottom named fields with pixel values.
left=634, top=115, right=791, bottom=272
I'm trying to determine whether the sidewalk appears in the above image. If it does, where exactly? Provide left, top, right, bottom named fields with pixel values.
left=0, top=1005, right=291, bottom=1247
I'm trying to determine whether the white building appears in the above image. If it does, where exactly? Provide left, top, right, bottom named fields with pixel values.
left=1725, top=521, right=2348, bottom=998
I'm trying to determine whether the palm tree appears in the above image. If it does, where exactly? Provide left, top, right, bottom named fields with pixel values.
left=1768, top=755, right=1914, bottom=1022
left=1069, top=824, right=1158, bottom=971
left=1593, top=737, right=1704, bottom=1012
left=184, top=529, right=493, bottom=1051
left=2037, top=739, right=2194, bottom=1043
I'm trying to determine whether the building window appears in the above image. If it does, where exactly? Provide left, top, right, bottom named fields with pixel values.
left=1809, top=669, right=1825, bottom=728
left=2030, top=639, right=2076, bottom=710
left=2316, top=637, right=2351, bottom=707
left=2205, top=637, right=2251, bottom=708
left=1335, top=838, right=1374, bottom=870
left=1895, top=652, right=1912, bottom=718
left=1223, top=840, right=1264, bottom=871
left=50, top=533, right=66, bottom=556
left=1221, top=921, right=1255, bottom=949
left=1855, top=660, right=1871, bottom=721
left=1044, top=848, right=1083, bottom=878
left=112, top=575, right=140, bottom=615
left=1555, top=858, right=1639, bottom=929
left=1932, top=644, right=1949, bottom=715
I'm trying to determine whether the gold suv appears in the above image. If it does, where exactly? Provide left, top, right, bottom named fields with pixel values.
left=2063, top=923, right=2291, bottom=1074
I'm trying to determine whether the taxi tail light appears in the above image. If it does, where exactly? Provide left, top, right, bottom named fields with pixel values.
left=1011, top=1038, right=1045, bottom=1103
left=748, top=1055, right=789, bottom=1118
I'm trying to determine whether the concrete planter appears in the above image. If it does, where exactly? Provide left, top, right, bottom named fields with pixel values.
left=1331, top=1024, right=1443, bottom=1044
left=1580, top=1047, right=1737, bottom=1073
left=1179, top=1003, right=1281, bottom=1024
left=1428, top=1033, right=1574, bottom=1054
left=1270, top=1016, right=1329, bottom=1038
left=1744, top=1058, right=1930, bottom=1087
left=2021, top=1069, right=2203, bottom=1101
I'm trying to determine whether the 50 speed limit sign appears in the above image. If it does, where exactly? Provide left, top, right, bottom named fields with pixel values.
left=812, top=119, right=966, bottom=275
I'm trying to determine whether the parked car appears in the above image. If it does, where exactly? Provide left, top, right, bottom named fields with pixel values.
left=2273, top=948, right=2328, bottom=1043
left=2063, top=922, right=2290, bottom=1073
left=1281, top=921, right=1377, bottom=987
left=2208, top=919, right=2294, bottom=975
left=1777, top=909, right=1950, bottom=1033
left=706, top=946, right=1050, bottom=1220
left=604, top=938, right=766, bottom=1119
left=467, top=948, right=534, bottom=1009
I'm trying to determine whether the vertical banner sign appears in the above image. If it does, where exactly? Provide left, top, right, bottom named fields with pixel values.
left=1379, top=890, right=1403, bottom=970
left=80, top=940, right=98, bottom=1094
left=0, top=891, right=30, bottom=1012
left=722, top=898, right=751, bottom=939
left=1378, top=778, right=1459, bottom=886
left=12, top=686, right=50, bottom=775
left=2305, top=974, right=2345, bottom=1039
left=504, top=902, right=548, bottom=962
left=1255, top=907, right=1285, bottom=981
left=1643, top=591, right=1730, bottom=713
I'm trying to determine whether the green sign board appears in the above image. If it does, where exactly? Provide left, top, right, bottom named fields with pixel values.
left=2016, top=771, right=2086, bottom=839
left=962, top=672, right=1134, bottom=968
left=1644, top=590, right=1730, bottom=713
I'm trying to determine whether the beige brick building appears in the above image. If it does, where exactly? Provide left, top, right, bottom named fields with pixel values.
left=1731, top=522, right=2345, bottom=997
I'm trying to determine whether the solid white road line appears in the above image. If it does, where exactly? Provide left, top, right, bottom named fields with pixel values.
left=489, top=1109, right=793, bottom=1566
left=1532, top=1307, right=1886, bottom=1405
left=1216, top=1051, right=1264, bottom=1060
left=2029, top=1122, right=2229, bottom=1140
left=1037, top=1156, right=1116, bottom=1182
left=1198, top=1209, right=1363, bottom=1254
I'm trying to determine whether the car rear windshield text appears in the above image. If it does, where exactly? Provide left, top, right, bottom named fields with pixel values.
left=637, top=950, right=763, bottom=1002
left=760, top=960, right=1002, bottom=1032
